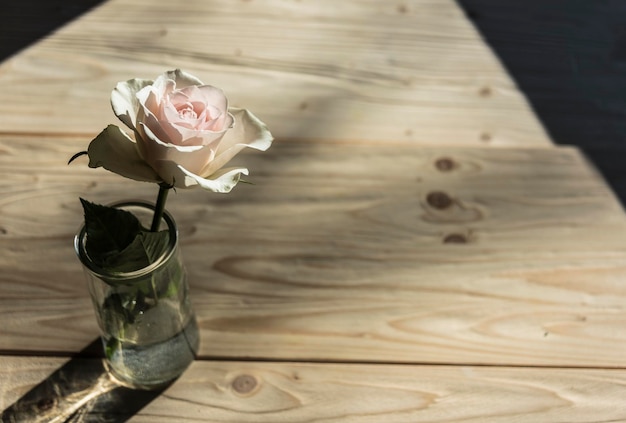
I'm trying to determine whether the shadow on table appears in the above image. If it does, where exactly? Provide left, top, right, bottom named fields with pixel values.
left=1, top=339, right=168, bottom=423
left=456, top=0, right=626, bottom=205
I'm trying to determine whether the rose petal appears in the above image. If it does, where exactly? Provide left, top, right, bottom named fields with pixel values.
left=138, top=122, right=218, bottom=183
left=138, top=85, right=165, bottom=118
left=137, top=79, right=232, bottom=147
left=188, top=85, right=231, bottom=130
left=150, top=75, right=171, bottom=99
left=136, top=88, right=185, bottom=144
left=87, top=125, right=161, bottom=183
left=163, top=69, right=204, bottom=89
left=199, top=108, right=273, bottom=177
left=177, top=165, right=250, bottom=192
left=111, top=78, right=153, bottom=131
left=137, top=89, right=198, bottom=146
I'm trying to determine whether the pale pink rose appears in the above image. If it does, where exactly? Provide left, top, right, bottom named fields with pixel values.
left=87, top=69, right=273, bottom=192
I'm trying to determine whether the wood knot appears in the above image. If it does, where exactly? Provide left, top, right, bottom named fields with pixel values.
left=443, top=233, right=468, bottom=244
left=397, top=3, right=409, bottom=14
left=232, top=374, right=257, bottom=394
left=479, top=86, right=492, bottom=97
left=435, top=157, right=456, bottom=172
left=36, top=397, right=56, bottom=412
left=426, top=191, right=453, bottom=210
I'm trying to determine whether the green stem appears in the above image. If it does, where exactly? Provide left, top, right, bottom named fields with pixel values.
left=150, top=184, right=171, bottom=232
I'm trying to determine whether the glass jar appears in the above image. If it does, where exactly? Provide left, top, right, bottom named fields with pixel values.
left=75, top=201, right=199, bottom=389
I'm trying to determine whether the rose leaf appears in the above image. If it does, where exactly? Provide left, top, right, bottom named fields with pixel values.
left=103, top=230, right=170, bottom=274
left=80, top=198, right=143, bottom=264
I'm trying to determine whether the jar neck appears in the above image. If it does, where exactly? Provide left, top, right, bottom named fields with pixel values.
left=75, top=201, right=179, bottom=282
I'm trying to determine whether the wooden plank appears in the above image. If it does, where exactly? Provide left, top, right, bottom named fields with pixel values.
left=0, top=0, right=551, bottom=146
left=2, top=356, right=626, bottom=422
left=0, top=135, right=624, bottom=366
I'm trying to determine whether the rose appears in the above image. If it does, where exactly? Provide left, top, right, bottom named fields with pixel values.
left=87, top=69, right=273, bottom=192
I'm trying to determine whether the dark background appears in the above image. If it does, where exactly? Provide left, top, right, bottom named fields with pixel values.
left=457, top=0, right=626, bottom=204
left=0, top=0, right=105, bottom=59
left=2, top=0, right=626, bottom=204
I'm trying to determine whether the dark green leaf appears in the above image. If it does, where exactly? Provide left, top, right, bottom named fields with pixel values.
left=80, top=198, right=142, bottom=263
left=104, top=230, right=170, bottom=274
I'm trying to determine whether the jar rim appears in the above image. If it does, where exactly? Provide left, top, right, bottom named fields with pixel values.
left=74, top=200, right=178, bottom=282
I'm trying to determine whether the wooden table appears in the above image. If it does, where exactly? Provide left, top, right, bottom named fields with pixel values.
left=2, top=1, right=626, bottom=421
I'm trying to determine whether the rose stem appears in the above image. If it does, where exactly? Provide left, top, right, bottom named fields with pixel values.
left=150, top=183, right=171, bottom=232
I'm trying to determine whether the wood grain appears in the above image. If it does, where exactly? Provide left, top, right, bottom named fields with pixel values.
left=3, top=357, right=626, bottom=422
left=0, top=0, right=551, bottom=146
left=1, top=134, right=625, bottom=367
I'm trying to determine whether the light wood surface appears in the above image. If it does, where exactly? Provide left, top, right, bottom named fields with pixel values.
left=2, top=0, right=625, bottom=421
left=0, top=0, right=551, bottom=146
left=3, top=357, right=626, bottom=422
left=2, top=136, right=625, bottom=368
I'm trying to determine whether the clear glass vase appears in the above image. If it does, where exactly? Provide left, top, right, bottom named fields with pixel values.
left=75, top=201, right=199, bottom=390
